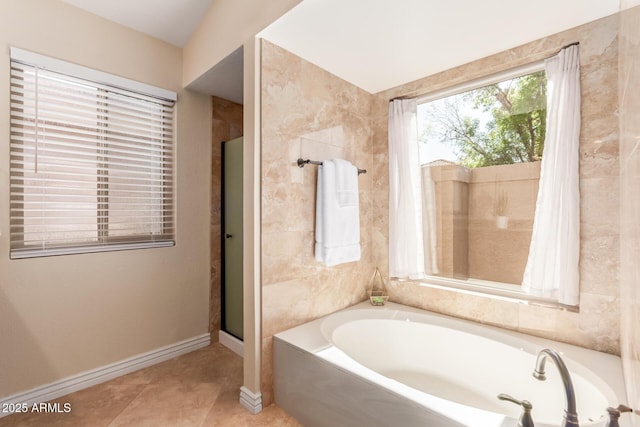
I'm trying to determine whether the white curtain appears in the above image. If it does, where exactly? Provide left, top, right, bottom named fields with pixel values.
left=421, top=166, right=439, bottom=275
left=388, top=99, right=425, bottom=279
left=522, top=45, right=581, bottom=306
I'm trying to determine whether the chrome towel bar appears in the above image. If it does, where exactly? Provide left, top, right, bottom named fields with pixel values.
left=297, top=158, right=367, bottom=175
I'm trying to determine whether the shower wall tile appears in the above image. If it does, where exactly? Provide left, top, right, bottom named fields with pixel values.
left=387, top=280, right=520, bottom=330
left=580, top=177, right=620, bottom=239
left=261, top=40, right=375, bottom=406
left=518, top=303, right=559, bottom=337
left=618, top=4, right=640, bottom=415
left=579, top=234, right=620, bottom=297
left=371, top=96, right=390, bottom=276
left=300, top=137, right=343, bottom=161
left=555, top=292, right=620, bottom=354
left=372, top=15, right=621, bottom=355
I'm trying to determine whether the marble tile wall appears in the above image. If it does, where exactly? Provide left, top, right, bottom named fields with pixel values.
left=210, top=97, right=243, bottom=337
left=260, top=40, right=376, bottom=405
left=373, top=14, right=621, bottom=354
left=618, top=4, right=640, bottom=416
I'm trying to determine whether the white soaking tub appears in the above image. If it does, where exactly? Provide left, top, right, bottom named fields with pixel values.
left=274, top=301, right=629, bottom=427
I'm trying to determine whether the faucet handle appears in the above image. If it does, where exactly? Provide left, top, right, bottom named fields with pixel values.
left=605, top=405, right=633, bottom=427
left=498, top=393, right=534, bottom=427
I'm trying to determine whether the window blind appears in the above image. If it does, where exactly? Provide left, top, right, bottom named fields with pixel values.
left=9, top=51, right=176, bottom=259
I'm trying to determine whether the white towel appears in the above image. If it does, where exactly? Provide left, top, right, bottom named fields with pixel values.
left=315, top=159, right=361, bottom=266
left=335, top=158, right=359, bottom=207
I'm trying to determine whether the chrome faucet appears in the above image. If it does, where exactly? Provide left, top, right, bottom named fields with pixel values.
left=604, top=404, right=632, bottom=427
left=498, top=393, right=535, bottom=427
left=533, top=348, right=579, bottom=427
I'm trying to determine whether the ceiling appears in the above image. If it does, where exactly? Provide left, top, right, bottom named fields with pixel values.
left=61, top=0, right=636, bottom=97
left=187, top=47, right=244, bottom=104
left=61, top=0, right=212, bottom=47
left=260, top=0, right=623, bottom=93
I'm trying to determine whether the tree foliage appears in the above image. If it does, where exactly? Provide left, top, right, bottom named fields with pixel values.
left=420, top=71, right=547, bottom=168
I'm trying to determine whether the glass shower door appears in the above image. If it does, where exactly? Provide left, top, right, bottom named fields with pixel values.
left=223, top=137, right=243, bottom=340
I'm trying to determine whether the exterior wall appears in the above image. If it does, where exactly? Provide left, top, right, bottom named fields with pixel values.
left=467, top=162, right=540, bottom=284
left=210, top=97, right=243, bottom=337
left=0, top=0, right=211, bottom=398
left=430, top=165, right=470, bottom=279
left=372, top=14, right=621, bottom=354
left=260, top=40, right=375, bottom=405
left=428, top=162, right=540, bottom=285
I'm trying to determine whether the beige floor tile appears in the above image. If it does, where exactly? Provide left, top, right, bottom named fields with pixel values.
left=0, top=344, right=298, bottom=427
left=0, top=383, right=146, bottom=427
left=109, top=382, right=221, bottom=427
left=202, top=401, right=300, bottom=427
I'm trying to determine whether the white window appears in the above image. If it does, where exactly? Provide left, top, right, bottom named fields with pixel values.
left=391, top=45, right=581, bottom=306
left=9, top=48, right=176, bottom=259
left=412, top=62, right=548, bottom=297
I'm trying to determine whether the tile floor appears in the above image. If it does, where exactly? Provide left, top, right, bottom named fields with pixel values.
left=0, top=343, right=301, bottom=427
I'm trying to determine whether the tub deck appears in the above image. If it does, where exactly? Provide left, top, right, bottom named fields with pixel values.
left=274, top=301, right=629, bottom=427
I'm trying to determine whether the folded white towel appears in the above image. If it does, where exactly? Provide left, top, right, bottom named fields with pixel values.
left=334, top=158, right=359, bottom=207
left=315, top=159, right=361, bottom=266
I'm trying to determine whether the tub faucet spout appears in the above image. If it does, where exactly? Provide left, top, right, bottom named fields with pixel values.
left=533, top=348, right=579, bottom=427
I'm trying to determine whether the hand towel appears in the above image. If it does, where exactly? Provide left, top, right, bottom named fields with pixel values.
left=315, top=159, right=361, bottom=266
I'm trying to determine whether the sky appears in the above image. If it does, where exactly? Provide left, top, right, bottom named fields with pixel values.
left=417, top=96, right=469, bottom=165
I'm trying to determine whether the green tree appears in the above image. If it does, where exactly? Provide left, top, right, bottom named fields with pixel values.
left=421, top=71, right=547, bottom=168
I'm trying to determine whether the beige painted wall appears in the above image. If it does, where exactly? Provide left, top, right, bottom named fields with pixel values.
left=242, top=36, right=264, bottom=398
left=0, top=0, right=211, bottom=398
left=182, top=0, right=301, bottom=87
left=373, top=14, right=621, bottom=354
left=260, top=40, right=376, bottom=405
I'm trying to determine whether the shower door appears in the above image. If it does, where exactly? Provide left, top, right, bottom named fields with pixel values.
left=222, top=137, right=243, bottom=340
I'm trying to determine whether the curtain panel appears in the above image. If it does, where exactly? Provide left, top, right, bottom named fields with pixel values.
left=388, top=99, right=425, bottom=279
left=522, top=44, right=581, bottom=306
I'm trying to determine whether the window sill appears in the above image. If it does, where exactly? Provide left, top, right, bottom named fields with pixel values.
left=392, top=275, right=579, bottom=313
left=10, top=241, right=175, bottom=259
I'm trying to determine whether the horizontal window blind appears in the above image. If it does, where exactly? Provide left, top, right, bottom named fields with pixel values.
left=9, top=52, right=176, bottom=259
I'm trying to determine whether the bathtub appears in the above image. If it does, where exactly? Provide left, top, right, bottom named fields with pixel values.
left=274, top=301, right=629, bottom=427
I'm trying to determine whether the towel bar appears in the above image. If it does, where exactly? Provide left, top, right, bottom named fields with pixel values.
left=297, top=158, right=367, bottom=175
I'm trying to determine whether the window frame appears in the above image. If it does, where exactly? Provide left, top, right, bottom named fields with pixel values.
left=416, top=60, right=545, bottom=105
left=9, top=48, right=177, bottom=259
left=411, top=59, right=567, bottom=308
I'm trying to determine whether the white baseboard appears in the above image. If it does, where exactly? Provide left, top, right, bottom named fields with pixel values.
left=219, top=330, right=244, bottom=358
left=239, top=386, right=262, bottom=414
left=0, top=333, right=210, bottom=418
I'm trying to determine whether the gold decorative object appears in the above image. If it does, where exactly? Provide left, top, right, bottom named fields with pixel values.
left=368, top=267, right=388, bottom=306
